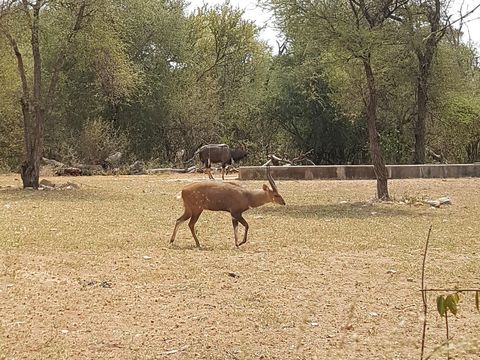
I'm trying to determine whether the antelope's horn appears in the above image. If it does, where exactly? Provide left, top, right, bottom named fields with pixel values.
left=266, top=164, right=278, bottom=192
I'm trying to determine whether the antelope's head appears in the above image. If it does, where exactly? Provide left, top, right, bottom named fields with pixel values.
left=264, top=166, right=286, bottom=205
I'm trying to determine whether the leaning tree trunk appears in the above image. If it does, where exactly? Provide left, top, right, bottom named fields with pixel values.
left=363, top=56, right=389, bottom=200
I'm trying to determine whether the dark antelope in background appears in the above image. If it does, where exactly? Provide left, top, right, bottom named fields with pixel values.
left=170, top=166, right=285, bottom=248
left=195, top=144, right=247, bottom=180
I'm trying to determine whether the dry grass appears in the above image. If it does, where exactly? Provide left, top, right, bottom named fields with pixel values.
left=0, top=174, right=479, bottom=359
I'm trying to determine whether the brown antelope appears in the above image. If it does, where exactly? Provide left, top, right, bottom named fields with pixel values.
left=170, top=167, right=285, bottom=247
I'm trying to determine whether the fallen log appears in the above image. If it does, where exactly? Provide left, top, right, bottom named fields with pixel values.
left=55, top=167, right=82, bottom=176
left=42, top=157, right=65, bottom=168
left=54, top=164, right=105, bottom=176
left=424, top=197, right=452, bottom=208
left=146, top=166, right=196, bottom=175
left=263, top=155, right=292, bottom=166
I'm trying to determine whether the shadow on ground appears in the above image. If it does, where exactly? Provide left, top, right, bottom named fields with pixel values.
left=260, top=202, right=429, bottom=220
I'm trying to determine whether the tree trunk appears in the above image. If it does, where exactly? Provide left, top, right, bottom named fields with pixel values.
left=414, top=61, right=428, bottom=164
left=413, top=0, right=442, bottom=164
left=414, top=48, right=434, bottom=164
left=466, top=139, right=479, bottom=163
left=363, top=56, right=389, bottom=200
left=20, top=4, right=44, bottom=189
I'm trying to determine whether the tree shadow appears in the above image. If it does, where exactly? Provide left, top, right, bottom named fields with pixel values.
left=0, top=187, right=122, bottom=203
left=260, top=202, right=428, bottom=220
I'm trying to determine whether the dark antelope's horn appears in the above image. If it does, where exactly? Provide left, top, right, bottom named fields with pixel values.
left=266, top=164, right=278, bottom=192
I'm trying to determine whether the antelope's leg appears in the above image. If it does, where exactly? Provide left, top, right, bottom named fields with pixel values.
left=170, top=210, right=191, bottom=244
left=206, top=159, right=214, bottom=180
left=237, top=216, right=249, bottom=246
left=188, top=211, right=203, bottom=248
left=231, top=217, right=240, bottom=247
left=206, top=167, right=214, bottom=180
left=221, top=166, right=225, bottom=180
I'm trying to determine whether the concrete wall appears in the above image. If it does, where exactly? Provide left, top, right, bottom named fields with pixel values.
left=238, top=164, right=480, bottom=181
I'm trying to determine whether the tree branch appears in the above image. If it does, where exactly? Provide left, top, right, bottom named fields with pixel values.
left=420, top=225, right=432, bottom=360
left=348, top=0, right=361, bottom=28
left=4, top=32, right=29, bottom=104
left=0, top=0, right=16, bottom=20
left=4, top=31, right=33, bottom=155
left=423, top=2, right=480, bottom=44
left=421, top=288, right=480, bottom=292
left=44, top=0, right=88, bottom=112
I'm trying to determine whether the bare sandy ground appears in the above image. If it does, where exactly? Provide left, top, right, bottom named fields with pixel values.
left=1, top=175, right=479, bottom=359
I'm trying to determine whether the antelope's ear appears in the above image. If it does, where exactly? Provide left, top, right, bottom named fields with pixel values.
left=262, top=184, right=269, bottom=191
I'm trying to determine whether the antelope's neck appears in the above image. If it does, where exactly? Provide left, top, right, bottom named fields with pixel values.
left=247, top=190, right=269, bottom=208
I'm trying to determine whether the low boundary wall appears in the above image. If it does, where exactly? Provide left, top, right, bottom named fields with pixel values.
left=238, top=164, right=480, bottom=181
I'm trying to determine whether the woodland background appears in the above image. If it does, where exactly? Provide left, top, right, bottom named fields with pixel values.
left=0, top=0, right=479, bottom=172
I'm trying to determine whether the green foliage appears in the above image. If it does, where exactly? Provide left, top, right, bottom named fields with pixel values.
left=124, top=2, right=277, bottom=163
left=428, top=43, right=480, bottom=163
left=436, top=292, right=480, bottom=317
left=0, top=36, right=23, bottom=169
left=45, top=117, right=129, bottom=166
left=1, top=0, right=479, bottom=167
left=41, top=0, right=187, bottom=163
left=267, top=0, right=480, bottom=166
left=75, top=118, right=129, bottom=165
left=432, top=91, right=480, bottom=163
left=437, top=295, right=446, bottom=316
left=445, top=293, right=460, bottom=316
left=264, top=54, right=368, bottom=164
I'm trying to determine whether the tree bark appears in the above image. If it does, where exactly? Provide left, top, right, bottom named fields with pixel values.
left=20, top=3, right=44, bottom=188
left=5, top=26, right=42, bottom=188
left=414, top=62, right=428, bottom=164
left=466, top=140, right=479, bottom=163
left=413, top=0, right=443, bottom=164
left=363, top=55, right=389, bottom=200
left=414, top=42, right=435, bottom=165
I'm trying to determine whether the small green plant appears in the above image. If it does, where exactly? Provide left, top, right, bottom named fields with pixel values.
left=436, top=293, right=460, bottom=317
left=420, top=226, right=480, bottom=360
left=436, top=292, right=460, bottom=343
left=436, top=291, right=480, bottom=318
